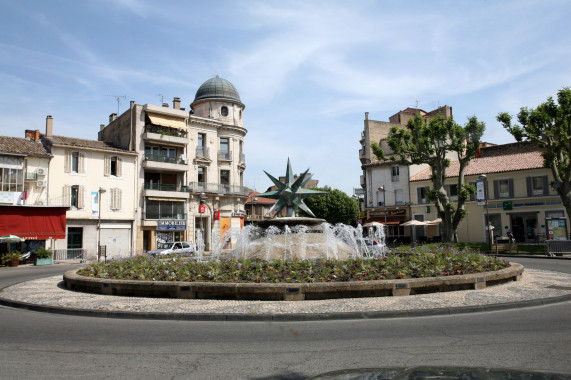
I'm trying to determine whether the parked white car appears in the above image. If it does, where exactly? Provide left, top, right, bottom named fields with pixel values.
left=147, top=241, right=195, bottom=256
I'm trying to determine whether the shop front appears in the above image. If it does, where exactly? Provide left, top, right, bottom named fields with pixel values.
left=365, top=208, right=409, bottom=243
left=0, top=205, right=67, bottom=254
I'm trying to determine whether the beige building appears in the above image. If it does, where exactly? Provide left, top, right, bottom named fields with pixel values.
left=41, top=116, right=138, bottom=260
left=98, top=76, right=248, bottom=252
left=359, top=106, right=452, bottom=242
left=409, top=142, right=568, bottom=243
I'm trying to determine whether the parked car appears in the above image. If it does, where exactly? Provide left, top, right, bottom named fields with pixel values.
left=147, top=241, right=195, bottom=256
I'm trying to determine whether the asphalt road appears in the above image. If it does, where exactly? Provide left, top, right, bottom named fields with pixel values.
left=0, top=259, right=570, bottom=379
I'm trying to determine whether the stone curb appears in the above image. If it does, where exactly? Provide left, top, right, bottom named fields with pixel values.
left=63, top=263, right=525, bottom=301
left=1, top=292, right=570, bottom=322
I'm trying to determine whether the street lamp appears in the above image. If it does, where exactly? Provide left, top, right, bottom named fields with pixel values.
left=97, top=187, right=106, bottom=261
left=378, top=186, right=386, bottom=224
left=199, top=192, right=213, bottom=249
left=479, top=174, right=492, bottom=253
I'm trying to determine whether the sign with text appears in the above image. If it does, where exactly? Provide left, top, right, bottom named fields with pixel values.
left=476, top=179, right=485, bottom=206
left=369, top=209, right=407, bottom=217
left=199, top=204, right=206, bottom=213
left=158, top=220, right=187, bottom=231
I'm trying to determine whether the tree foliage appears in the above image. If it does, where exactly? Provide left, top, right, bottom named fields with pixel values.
left=371, top=113, right=485, bottom=242
left=303, top=186, right=360, bottom=226
left=497, top=87, right=571, bottom=227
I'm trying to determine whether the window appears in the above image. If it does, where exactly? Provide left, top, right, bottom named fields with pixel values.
left=198, top=167, right=206, bottom=183
left=0, top=167, right=23, bottom=192
left=221, top=106, right=228, bottom=116
left=72, top=152, right=79, bottom=173
left=145, top=200, right=186, bottom=220
left=391, top=166, right=400, bottom=182
left=220, top=138, right=229, bottom=153
left=395, top=189, right=403, bottom=205
left=494, top=179, right=513, bottom=199
left=528, top=176, right=548, bottom=196
left=67, top=227, right=83, bottom=249
left=449, top=184, right=458, bottom=197
left=105, top=156, right=122, bottom=177
left=65, top=151, right=85, bottom=174
left=64, top=185, right=84, bottom=208
left=417, top=186, right=429, bottom=204
left=220, top=170, right=230, bottom=185
left=110, top=188, right=122, bottom=211
left=377, top=189, right=385, bottom=206
left=198, top=133, right=205, bottom=148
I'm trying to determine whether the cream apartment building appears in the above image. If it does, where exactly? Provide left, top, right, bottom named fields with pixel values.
left=359, top=106, right=452, bottom=242
left=409, top=142, right=567, bottom=243
left=41, top=116, right=138, bottom=260
left=98, top=76, right=248, bottom=252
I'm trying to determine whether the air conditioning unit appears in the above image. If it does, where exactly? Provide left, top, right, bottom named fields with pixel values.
left=37, top=168, right=47, bottom=176
left=37, top=180, right=47, bottom=187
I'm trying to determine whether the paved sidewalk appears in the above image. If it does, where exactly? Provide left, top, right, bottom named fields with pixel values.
left=1, top=268, right=570, bottom=321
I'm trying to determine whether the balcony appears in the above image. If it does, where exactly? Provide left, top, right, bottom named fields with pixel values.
left=360, top=175, right=366, bottom=188
left=196, top=146, right=210, bottom=160
left=218, top=150, right=232, bottom=161
left=143, top=182, right=189, bottom=199
left=189, top=182, right=249, bottom=196
left=24, top=172, right=37, bottom=181
left=143, top=154, right=189, bottom=172
left=143, top=125, right=188, bottom=145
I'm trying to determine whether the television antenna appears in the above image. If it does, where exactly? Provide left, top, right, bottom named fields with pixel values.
left=106, top=95, right=126, bottom=115
left=158, top=93, right=165, bottom=104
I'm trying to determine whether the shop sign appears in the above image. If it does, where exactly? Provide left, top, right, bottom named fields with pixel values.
left=199, top=204, right=206, bottom=213
left=214, top=211, right=220, bottom=220
left=369, top=209, right=407, bottom=217
left=158, top=220, right=187, bottom=231
left=503, top=201, right=513, bottom=210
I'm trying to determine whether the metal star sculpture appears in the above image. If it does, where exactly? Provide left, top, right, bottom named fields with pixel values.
left=256, top=158, right=326, bottom=218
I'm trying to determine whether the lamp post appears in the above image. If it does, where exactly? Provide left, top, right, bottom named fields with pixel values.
left=378, top=186, right=386, bottom=224
left=479, top=174, right=491, bottom=253
left=97, top=187, right=106, bottom=261
left=199, top=192, right=213, bottom=249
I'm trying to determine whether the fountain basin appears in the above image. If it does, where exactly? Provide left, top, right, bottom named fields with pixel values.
left=64, top=263, right=523, bottom=301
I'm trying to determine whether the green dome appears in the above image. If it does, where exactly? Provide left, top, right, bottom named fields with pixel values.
left=194, top=76, right=242, bottom=103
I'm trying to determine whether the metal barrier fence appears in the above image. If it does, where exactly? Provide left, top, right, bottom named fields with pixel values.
left=53, top=248, right=87, bottom=262
left=545, top=240, right=571, bottom=256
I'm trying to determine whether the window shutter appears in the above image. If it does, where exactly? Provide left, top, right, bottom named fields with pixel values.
left=64, top=151, right=71, bottom=173
left=117, top=157, right=123, bottom=177
left=104, top=155, right=110, bottom=177
left=469, top=182, right=476, bottom=201
left=493, top=180, right=499, bottom=199
left=526, top=177, right=532, bottom=196
left=78, top=186, right=85, bottom=209
left=117, top=188, right=122, bottom=210
left=63, top=185, right=70, bottom=206
left=508, top=179, right=514, bottom=198
left=542, top=175, right=549, bottom=195
left=417, top=187, right=422, bottom=204
left=78, top=152, right=85, bottom=174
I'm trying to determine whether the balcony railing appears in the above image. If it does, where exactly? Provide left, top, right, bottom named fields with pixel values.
left=144, top=124, right=187, bottom=138
left=24, top=172, right=37, bottom=181
left=144, top=183, right=189, bottom=192
left=144, top=154, right=186, bottom=165
left=218, top=150, right=232, bottom=161
left=188, top=182, right=249, bottom=196
left=196, top=146, right=209, bottom=159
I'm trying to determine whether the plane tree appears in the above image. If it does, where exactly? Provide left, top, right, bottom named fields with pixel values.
left=497, top=87, right=571, bottom=229
left=371, top=113, right=485, bottom=242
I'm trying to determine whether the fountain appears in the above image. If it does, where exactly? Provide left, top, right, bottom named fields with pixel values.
left=216, top=159, right=388, bottom=261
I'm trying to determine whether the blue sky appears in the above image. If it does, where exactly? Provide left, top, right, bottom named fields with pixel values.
left=1, top=0, right=570, bottom=195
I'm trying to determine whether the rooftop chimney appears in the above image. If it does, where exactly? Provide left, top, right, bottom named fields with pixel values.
left=109, top=113, right=117, bottom=123
left=173, top=97, right=181, bottom=110
left=24, top=129, right=41, bottom=141
left=365, top=112, right=369, bottom=120
left=46, top=115, right=53, bottom=136
left=100, top=124, right=105, bottom=131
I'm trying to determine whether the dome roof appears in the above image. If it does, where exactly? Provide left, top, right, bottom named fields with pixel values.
left=193, top=76, right=242, bottom=104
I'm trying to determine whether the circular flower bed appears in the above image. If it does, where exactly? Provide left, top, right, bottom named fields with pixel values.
left=78, top=245, right=509, bottom=284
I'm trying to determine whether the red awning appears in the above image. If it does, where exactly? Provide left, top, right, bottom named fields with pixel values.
left=0, top=206, right=67, bottom=240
